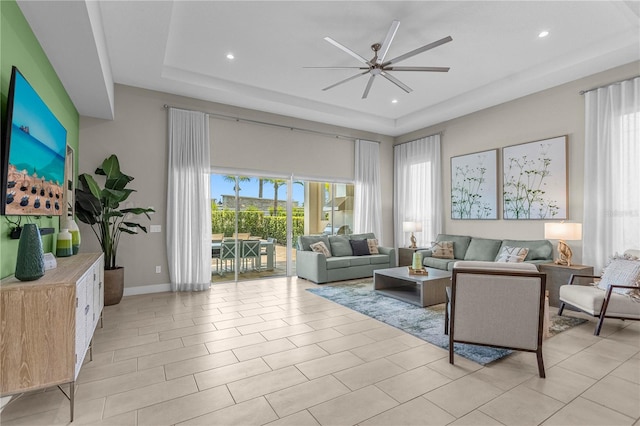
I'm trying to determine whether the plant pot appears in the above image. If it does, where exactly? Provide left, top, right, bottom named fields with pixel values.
left=104, top=267, right=125, bottom=306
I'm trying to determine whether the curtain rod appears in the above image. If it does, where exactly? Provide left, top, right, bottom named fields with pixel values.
left=579, top=75, right=639, bottom=95
left=163, top=104, right=381, bottom=143
left=394, top=131, right=443, bottom=146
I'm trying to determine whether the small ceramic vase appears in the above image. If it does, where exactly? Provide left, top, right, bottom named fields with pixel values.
left=15, top=223, right=45, bottom=281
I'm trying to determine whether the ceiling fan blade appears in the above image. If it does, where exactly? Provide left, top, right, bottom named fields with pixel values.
left=382, top=35, right=452, bottom=67
left=362, top=74, right=376, bottom=99
left=381, top=71, right=412, bottom=93
left=304, top=66, right=369, bottom=69
left=377, top=20, right=400, bottom=64
left=324, top=37, right=369, bottom=65
left=383, top=66, right=450, bottom=72
left=322, top=70, right=370, bottom=91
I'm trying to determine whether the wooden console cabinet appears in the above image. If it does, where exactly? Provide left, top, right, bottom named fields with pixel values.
left=0, top=253, right=104, bottom=421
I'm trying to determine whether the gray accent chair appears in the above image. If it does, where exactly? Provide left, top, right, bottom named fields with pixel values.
left=296, top=233, right=396, bottom=284
left=447, top=261, right=547, bottom=378
left=558, top=249, right=640, bottom=336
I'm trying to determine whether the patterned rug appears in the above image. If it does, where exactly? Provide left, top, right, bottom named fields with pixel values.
left=307, top=281, right=587, bottom=365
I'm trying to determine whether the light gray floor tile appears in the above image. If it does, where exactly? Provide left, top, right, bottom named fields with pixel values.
left=177, top=396, right=278, bottom=426
left=265, top=375, right=350, bottom=418
left=479, top=385, right=565, bottom=425
left=360, top=396, right=456, bottom=425
left=542, top=396, right=635, bottom=426
left=308, top=385, right=398, bottom=426
left=227, top=365, right=308, bottom=402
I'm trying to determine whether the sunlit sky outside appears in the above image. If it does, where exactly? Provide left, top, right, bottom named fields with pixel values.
left=210, top=174, right=304, bottom=204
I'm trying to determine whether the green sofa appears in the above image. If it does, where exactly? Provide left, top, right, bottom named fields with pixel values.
left=296, top=233, right=396, bottom=284
left=417, top=233, right=553, bottom=271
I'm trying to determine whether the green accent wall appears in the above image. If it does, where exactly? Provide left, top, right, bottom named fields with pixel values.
left=0, top=0, right=79, bottom=279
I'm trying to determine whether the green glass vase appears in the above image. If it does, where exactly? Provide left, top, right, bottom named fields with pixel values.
left=15, top=223, right=45, bottom=281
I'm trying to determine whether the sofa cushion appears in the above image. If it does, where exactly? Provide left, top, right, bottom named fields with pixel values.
left=431, top=241, right=454, bottom=259
left=464, top=238, right=503, bottom=261
left=329, top=235, right=353, bottom=257
left=310, top=241, right=332, bottom=257
left=367, top=239, right=379, bottom=254
left=349, top=239, right=370, bottom=256
left=298, top=235, right=330, bottom=251
left=424, top=256, right=454, bottom=270
left=496, top=246, right=529, bottom=263
left=325, top=256, right=370, bottom=269
left=348, top=256, right=371, bottom=267
left=350, top=232, right=376, bottom=241
left=370, top=254, right=390, bottom=264
left=325, top=257, right=351, bottom=269
left=499, top=239, right=552, bottom=261
left=436, top=234, right=472, bottom=260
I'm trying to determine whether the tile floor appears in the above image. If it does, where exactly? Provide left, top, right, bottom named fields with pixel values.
left=1, top=276, right=639, bottom=426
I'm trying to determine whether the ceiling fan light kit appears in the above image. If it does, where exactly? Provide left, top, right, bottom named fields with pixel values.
left=312, top=20, right=452, bottom=99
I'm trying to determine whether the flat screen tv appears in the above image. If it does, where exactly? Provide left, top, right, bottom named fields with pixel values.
left=1, top=66, right=67, bottom=216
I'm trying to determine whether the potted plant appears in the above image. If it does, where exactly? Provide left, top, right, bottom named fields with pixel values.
left=75, top=154, right=154, bottom=305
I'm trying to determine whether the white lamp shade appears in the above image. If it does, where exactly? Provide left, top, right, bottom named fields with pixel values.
left=544, top=223, right=582, bottom=240
left=403, top=221, right=423, bottom=232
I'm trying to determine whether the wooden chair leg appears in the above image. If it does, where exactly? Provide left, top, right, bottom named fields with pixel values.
left=558, top=302, right=565, bottom=316
left=536, top=348, right=545, bottom=378
left=595, top=287, right=614, bottom=336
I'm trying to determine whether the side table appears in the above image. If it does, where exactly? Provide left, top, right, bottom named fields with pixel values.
left=398, top=247, right=427, bottom=267
left=538, top=263, right=594, bottom=308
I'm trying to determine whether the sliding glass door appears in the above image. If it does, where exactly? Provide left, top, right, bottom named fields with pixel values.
left=210, top=172, right=353, bottom=283
left=210, top=172, right=294, bottom=282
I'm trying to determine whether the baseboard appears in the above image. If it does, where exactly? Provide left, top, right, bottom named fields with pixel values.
left=124, top=283, right=171, bottom=296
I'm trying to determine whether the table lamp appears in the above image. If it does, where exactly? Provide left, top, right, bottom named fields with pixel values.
left=544, top=222, right=582, bottom=266
left=403, top=221, right=423, bottom=249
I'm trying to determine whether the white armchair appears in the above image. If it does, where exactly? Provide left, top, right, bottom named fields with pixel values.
left=447, top=261, right=547, bottom=378
left=558, top=249, right=640, bottom=336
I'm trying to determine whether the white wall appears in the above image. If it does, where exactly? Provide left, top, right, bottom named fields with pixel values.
left=396, top=61, right=639, bottom=264
left=78, top=85, right=394, bottom=290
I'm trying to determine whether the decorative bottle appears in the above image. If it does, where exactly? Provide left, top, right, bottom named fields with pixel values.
left=56, top=228, right=73, bottom=257
left=67, top=218, right=81, bottom=255
left=15, top=223, right=45, bottom=281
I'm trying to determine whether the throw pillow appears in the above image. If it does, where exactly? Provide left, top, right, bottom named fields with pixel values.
left=310, top=241, right=332, bottom=258
left=597, top=254, right=640, bottom=296
left=431, top=241, right=454, bottom=259
left=328, top=235, right=353, bottom=257
left=496, top=246, right=529, bottom=263
left=350, top=239, right=370, bottom=256
left=367, top=239, right=379, bottom=254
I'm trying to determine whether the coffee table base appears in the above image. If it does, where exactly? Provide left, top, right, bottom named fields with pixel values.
left=374, top=267, right=452, bottom=307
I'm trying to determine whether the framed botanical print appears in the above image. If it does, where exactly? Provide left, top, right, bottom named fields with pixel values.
left=451, top=149, right=498, bottom=219
left=502, top=135, right=568, bottom=220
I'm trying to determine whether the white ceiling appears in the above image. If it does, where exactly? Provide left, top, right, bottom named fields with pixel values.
left=18, top=1, right=640, bottom=137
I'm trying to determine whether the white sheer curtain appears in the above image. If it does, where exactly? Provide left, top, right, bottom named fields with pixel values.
left=394, top=134, right=443, bottom=249
left=354, top=139, right=382, bottom=239
left=583, top=77, right=640, bottom=273
left=167, top=108, right=212, bottom=291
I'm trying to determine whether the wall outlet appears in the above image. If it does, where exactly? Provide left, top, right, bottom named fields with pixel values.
left=150, top=225, right=161, bottom=233
left=155, top=265, right=161, bottom=273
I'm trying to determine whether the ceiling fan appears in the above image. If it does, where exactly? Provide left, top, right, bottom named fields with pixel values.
left=308, top=20, right=452, bottom=99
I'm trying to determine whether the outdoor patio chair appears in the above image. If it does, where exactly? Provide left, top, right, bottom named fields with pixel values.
left=558, top=249, right=640, bottom=336
left=447, top=261, right=547, bottom=378
left=220, top=240, right=238, bottom=273
left=241, top=240, right=261, bottom=272
left=261, top=238, right=276, bottom=269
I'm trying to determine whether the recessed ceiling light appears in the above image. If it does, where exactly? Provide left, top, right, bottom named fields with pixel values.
left=391, top=99, right=398, bottom=104
left=538, top=31, right=549, bottom=38
left=226, top=53, right=235, bottom=60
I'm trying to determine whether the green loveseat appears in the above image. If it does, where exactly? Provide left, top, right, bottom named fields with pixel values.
left=417, top=233, right=553, bottom=271
left=296, top=233, right=396, bottom=284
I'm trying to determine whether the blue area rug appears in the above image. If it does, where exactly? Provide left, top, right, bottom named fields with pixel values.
left=307, top=281, right=586, bottom=365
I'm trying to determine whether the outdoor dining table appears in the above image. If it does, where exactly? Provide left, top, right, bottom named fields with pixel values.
left=211, top=239, right=275, bottom=271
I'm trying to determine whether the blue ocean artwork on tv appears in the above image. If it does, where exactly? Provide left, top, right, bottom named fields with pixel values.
left=4, top=67, right=67, bottom=215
